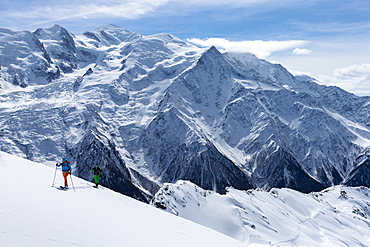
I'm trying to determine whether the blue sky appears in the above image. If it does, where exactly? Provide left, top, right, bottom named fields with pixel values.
left=1, top=0, right=370, bottom=95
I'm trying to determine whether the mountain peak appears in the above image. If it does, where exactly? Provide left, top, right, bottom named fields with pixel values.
left=94, top=24, right=129, bottom=32
left=295, top=74, right=316, bottom=82
left=50, top=23, right=64, bottom=31
left=147, top=32, right=179, bottom=42
left=197, top=46, right=224, bottom=64
left=33, top=24, right=74, bottom=41
left=206, top=45, right=222, bottom=55
left=82, top=24, right=141, bottom=46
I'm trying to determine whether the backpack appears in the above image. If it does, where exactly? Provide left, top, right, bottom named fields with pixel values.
left=93, top=167, right=102, bottom=175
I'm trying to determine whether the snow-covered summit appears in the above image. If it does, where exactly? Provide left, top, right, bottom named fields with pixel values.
left=0, top=24, right=370, bottom=202
left=82, top=24, right=142, bottom=47
left=0, top=27, right=57, bottom=87
left=33, top=24, right=75, bottom=42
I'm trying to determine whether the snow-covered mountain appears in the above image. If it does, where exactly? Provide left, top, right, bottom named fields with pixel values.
left=151, top=180, right=370, bottom=246
left=0, top=151, right=244, bottom=247
left=1, top=24, right=370, bottom=201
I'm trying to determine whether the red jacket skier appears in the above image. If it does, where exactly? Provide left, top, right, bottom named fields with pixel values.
left=56, top=158, right=72, bottom=188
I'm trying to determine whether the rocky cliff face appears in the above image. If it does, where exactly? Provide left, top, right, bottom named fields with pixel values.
left=1, top=24, right=370, bottom=201
left=70, top=126, right=156, bottom=202
left=344, top=149, right=370, bottom=187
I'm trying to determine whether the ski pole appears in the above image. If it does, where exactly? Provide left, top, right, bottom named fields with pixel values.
left=52, top=164, right=58, bottom=187
left=70, top=173, right=76, bottom=191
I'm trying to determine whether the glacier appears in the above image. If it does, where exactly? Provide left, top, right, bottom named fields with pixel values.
left=0, top=24, right=370, bottom=201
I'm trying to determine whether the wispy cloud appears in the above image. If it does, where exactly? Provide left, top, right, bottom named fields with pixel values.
left=188, top=37, right=309, bottom=59
left=165, top=0, right=295, bottom=7
left=0, top=0, right=169, bottom=29
left=292, top=21, right=370, bottom=36
left=293, top=48, right=312, bottom=55
left=0, top=0, right=309, bottom=30
left=2, top=0, right=294, bottom=18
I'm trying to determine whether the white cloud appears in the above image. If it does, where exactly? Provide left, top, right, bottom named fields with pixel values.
left=293, top=48, right=312, bottom=55
left=317, top=63, right=370, bottom=96
left=333, top=63, right=370, bottom=80
left=188, top=37, right=308, bottom=59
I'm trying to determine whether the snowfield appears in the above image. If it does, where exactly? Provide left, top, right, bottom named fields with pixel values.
left=152, top=180, right=370, bottom=246
left=0, top=151, right=243, bottom=247
left=2, top=142, right=370, bottom=246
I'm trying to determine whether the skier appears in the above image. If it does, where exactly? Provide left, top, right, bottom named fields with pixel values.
left=90, top=164, right=102, bottom=188
left=56, top=158, right=72, bottom=189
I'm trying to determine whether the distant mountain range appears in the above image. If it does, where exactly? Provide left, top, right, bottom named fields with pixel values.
left=1, top=24, right=370, bottom=202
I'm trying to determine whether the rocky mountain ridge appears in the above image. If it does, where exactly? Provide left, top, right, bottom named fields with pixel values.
left=0, top=24, right=370, bottom=201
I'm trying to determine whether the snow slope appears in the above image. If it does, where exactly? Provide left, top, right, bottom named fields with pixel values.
left=152, top=180, right=370, bottom=246
left=0, top=151, right=243, bottom=247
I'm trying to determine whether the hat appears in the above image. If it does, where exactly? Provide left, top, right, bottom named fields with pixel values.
left=62, top=158, right=67, bottom=162
left=95, top=164, right=99, bottom=166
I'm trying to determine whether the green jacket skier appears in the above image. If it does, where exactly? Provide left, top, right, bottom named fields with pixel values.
left=90, top=164, right=102, bottom=188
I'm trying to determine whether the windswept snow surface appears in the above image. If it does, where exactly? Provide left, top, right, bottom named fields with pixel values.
left=0, top=151, right=243, bottom=247
left=152, top=180, right=370, bottom=246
